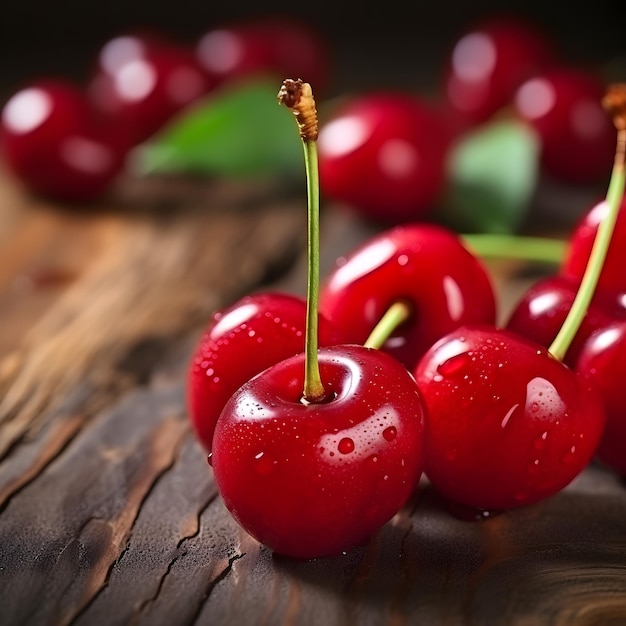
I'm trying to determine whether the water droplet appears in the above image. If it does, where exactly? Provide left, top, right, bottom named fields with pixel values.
left=533, top=431, right=548, bottom=450
left=397, top=253, right=409, bottom=266
left=563, top=445, right=577, bottom=464
left=437, top=352, right=471, bottom=378
left=338, top=437, right=355, bottom=454
left=254, top=451, right=276, bottom=475
left=383, top=426, right=397, bottom=442
left=205, top=367, right=214, bottom=377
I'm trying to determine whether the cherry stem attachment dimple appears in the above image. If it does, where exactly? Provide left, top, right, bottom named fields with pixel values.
left=549, top=84, right=626, bottom=362
left=278, top=79, right=326, bottom=402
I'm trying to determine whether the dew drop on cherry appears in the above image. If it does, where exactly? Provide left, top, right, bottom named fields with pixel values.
left=383, top=426, right=397, bottom=442
left=254, top=451, right=276, bottom=475
left=338, top=437, right=355, bottom=454
left=437, top=352, right=472, bottom=378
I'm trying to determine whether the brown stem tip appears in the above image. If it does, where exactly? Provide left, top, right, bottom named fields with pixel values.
left=603, top=83, right=626, bottom=131
left=277, top=79, right=318, bottom=141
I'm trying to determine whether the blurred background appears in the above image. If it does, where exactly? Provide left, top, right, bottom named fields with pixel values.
left=1, top=0, right=624, bottom=97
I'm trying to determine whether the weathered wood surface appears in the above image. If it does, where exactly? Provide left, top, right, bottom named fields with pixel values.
left=1, top=164, right=626, bottom=626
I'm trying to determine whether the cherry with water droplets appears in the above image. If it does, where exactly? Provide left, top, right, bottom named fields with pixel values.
left=575, top=320, right=626, bottom=477
left=211, top=344, right=426, bottom=559
left=187, top=291, right=342, bottom=452
left=319, top=223, right=497, bottom=370
left=505, top=274, right=626, bottom=366
left=414, top=325, right=605, bottom=511
left=561, top=195, right=626, bottom=293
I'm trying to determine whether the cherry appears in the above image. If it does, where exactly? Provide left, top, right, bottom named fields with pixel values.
left=187, top=291, right=342, bottom=452
left=413, top=83, right=626, bottom=513
left=0, top=78, right=127, bottom=202
left=505, top=274, right=626, bottom=367
left=441, top=15, right=557, bottom=128
left=512, top=67, right=615, bottom=184
left=317, top=93, right=451, bottom=222
left=88, top=33, right=215, bottom=145
left=211, top=344, right=426, bottom=559
left=319, top=223, right=497, bottom=371
left=211, top=79, right=426, bottom=558
left=195, top=17, right=329, bottom=92
left=414, top=325, right=605, bottom=511
left=561, top=195, right=626, bottom=293
left=575, top=320, right=626, bottom=476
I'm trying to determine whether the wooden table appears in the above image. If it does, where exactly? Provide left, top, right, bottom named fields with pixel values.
left=1, top=162, right=626, bottom=626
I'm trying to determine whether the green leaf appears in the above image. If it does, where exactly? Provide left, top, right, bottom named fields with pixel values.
left=131, top=76, right=304, bottom=179
left=439, top=118, right=540, bottom=234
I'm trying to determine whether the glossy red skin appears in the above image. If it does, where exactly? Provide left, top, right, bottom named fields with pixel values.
left=211, top=344, right=426, bottom=559
left=561, top=196, right=626, bottom=293
left=505, top=274, right=626, bottom=367
left=414, top=325, right=605, bottom=511
left=317, top=93, right=451, bottom=222
left=195, top=17, right=329, bottom=92
left=1, top=79, right=126, bottom=201
left=442, top=16, right=556, bottom=128
left=513, top=67, right=615, bottom=184
left=319, top=224, right=497, bottom=370
left=89, top=35, right=214, bottom=145
left=576, top=321, right=626, bottom=476
left=187, top=292, right=343, bottom=452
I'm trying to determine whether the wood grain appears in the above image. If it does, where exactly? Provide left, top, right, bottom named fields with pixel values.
left=1, top=166, right=626, bottom=626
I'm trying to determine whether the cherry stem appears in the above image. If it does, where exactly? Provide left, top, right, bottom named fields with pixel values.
left=462, top=234, right=566, bottom=264
left=278, top=79, right=326, bottom=402
left=549, top=85, right=626, bottom=362
left=363, top=300, right=412, bottom=350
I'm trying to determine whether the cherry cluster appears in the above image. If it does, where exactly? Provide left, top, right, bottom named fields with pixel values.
left=0, top=16, right=329, bottom=202
left=187, top=79, right=626, bottom=560
left=317, top=15, right=616, bottom=223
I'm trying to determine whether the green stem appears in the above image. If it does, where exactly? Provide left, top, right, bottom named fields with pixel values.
left=549, top=126, right=626, bottom=361
left=302, top=138, right=326, bottom=402
left=363, top=301, right=413, bottom=350
left=462, top=234, right=566, bottom=264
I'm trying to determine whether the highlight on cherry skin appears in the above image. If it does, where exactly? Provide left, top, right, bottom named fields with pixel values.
left=414, top=325, right=606, bottom=512
left=317, top=93, right=451, bottom=223
left=441, top=15, right=557, bottom=129
left=319, top=223, right=497, bottom=371
left=0, top=79, right=127, bottom=202
left=210, top=344, right=426, bottom=559
left=505, top=274, right=626, bottom=367
left=575, top=320, right=626, bottom=477
left=512, top=66, right=616, bottom=185
left=187, top=291, right=342, bottom=452
left=561, top=195, right=626, bottom=294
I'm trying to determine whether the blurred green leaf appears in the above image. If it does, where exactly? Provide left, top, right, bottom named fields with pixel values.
left=439, top=118, right=540, bottom=234
left=131, top=76, right=304, bottom=179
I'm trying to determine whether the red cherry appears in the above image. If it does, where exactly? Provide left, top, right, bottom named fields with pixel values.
left=317, top=93, right=451, bottom=222
left=414, top=325, right=605, bottom=511
left=505, top=274, right=626, bottom=367
left=187, top=292, right=342, bottom=452
left=575, top=320, right=626, bottom=476
left=195, top=17, right=329, bottom=91
left=513, top=67, right=615, bottom=184
left=88, top=34, right=215, bottom=145
left=561, top=195, right=626, bottom=293
left=0, top=79, right=126, bottom=201
left=211, top=344, right=426, bottom=559
left=319, top=224, right=497, bottom=370
left=441, top=15, right=557, bottom=128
